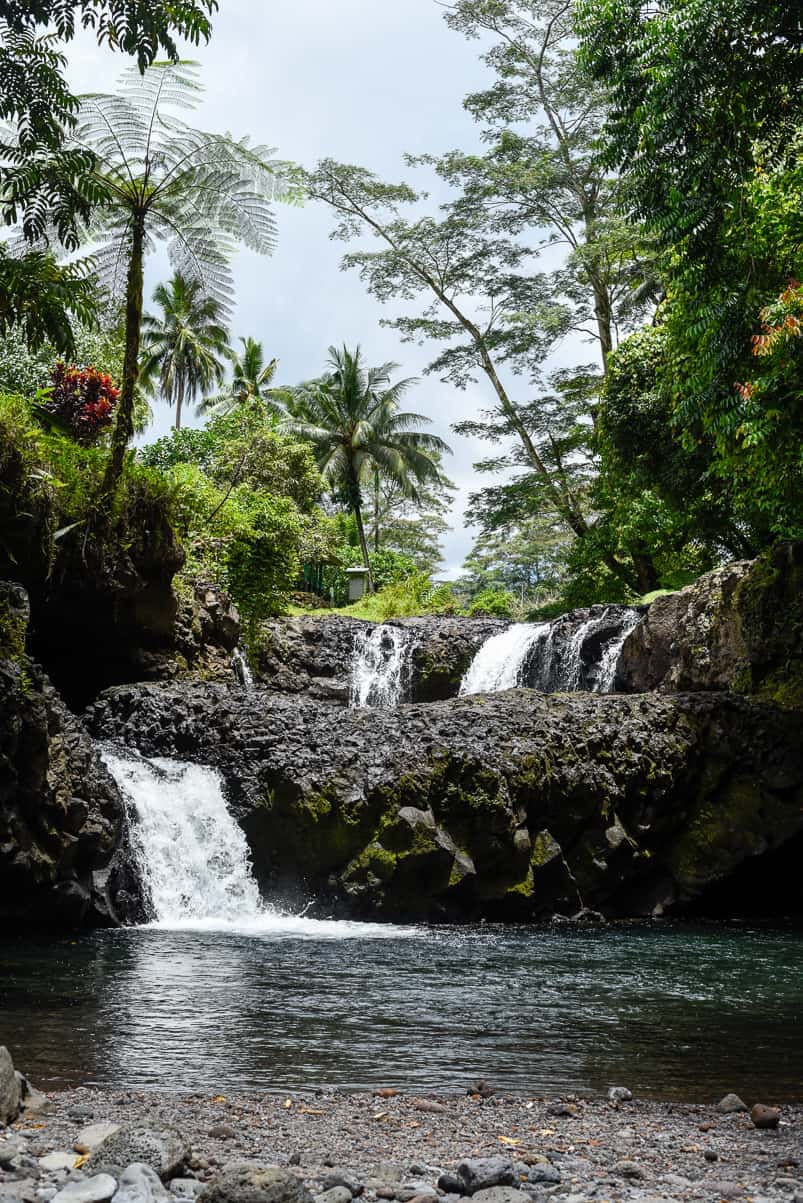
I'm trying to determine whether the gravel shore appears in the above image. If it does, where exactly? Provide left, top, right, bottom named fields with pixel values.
left=2, top=1087, right=800, bottom=1203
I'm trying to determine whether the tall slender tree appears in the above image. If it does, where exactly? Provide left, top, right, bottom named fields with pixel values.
left=278, top=345, right=451, bottom=587
left=139, top=273, right=230, bottom=429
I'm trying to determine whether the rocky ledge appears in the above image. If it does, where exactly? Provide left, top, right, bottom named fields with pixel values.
left=86, top=682, right=803, bottom=922
left=620, top=541, right=803, bottom=705
left=255, top=616, right=508, bottom=704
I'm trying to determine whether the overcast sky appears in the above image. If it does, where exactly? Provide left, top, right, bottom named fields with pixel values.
left=65, top=1, right=543, bottom=576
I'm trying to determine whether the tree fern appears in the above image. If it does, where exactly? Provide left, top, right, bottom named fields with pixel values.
left=47, top=59, right=294, bottom=489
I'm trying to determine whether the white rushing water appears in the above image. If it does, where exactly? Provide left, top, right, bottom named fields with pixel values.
left=232, top=646, right=254, bottom=690
left=459, top=623, right=550, bottom=695
left=460, top=609, right=644, bottom=695
left=593, top=608, right=643, bottom=693
left=349, top=624, right=412, bottom=708
left=103, top=747, right=418, bottom=938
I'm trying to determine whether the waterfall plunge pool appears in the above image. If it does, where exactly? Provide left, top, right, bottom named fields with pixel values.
left=1, top=922, right=801, bottom=1100
left=6, top=751, right=797, bottom=1102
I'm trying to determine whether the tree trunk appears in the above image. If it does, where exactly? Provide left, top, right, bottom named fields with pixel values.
left=353, top=502, right=374, bottom=593
left=373, top=469, right=380, bottom=552
left=629, top=546, right=660, bottom=595
left=103, top=212, right=145, bottom=494
left=175, top=379, right=183, bottom=430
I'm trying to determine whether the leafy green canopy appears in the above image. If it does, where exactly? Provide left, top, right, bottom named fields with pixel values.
left=139, top=407, right=335, bottom=628
left=575, top=0, right=802, bottom=266
left=576, top=0, right=803, bottom=540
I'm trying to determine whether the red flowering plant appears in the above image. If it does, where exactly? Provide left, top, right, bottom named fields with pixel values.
left=37, top=363, right=120, bottom=444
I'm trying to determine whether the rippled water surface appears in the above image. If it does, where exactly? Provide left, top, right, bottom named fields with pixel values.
left=1, top=923, right=801, bottom=1100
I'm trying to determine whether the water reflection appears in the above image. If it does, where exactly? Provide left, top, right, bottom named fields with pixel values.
left=1, top=923, right=800, bottom=1100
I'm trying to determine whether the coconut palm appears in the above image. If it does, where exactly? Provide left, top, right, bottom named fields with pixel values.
left=279, top=345, right=451, bottom=588
left=198, top=336, right=279, bottom=419
left=139, top=273, right=230, bottom=429
left=62, top=60, right=288, bottom=488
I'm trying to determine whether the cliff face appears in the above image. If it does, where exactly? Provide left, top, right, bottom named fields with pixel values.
left=619, top=542, right=803, bottom=707
left=86, top=681, right=803, bottom=922
left=0, top=583, right=144, bottom=926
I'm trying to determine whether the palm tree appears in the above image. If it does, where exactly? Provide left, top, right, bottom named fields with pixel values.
left=279, top=345, right=451, bottom=588
left=139, top=273, right=230, bottom=429
left=198, top=336, right=279, bottom=419
left=64, top=61, right=288, bottom=489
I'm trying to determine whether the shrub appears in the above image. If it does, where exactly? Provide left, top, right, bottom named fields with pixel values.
left=38, top=362, right=119, bottom=444
left=467, top=587, right=516, bottom=619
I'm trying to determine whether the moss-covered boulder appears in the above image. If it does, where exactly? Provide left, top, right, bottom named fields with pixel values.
left=619, top=542, right=803, bottom=707
left=86, top=682, right=803, bottom=922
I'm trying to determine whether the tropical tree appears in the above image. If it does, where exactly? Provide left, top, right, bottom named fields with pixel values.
left=304, top=0, right=659, bottom=591
left=56, top=60, right=288, bottom=490
left=139, top=273, right=230, bottom=429
left=0, top=1, right=217, bottom=348
left=278, top=345, right=451, bottom=587
left=199, top=336, right=279, bottom=418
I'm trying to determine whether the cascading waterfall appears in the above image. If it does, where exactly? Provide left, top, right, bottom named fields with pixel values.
left=349, top=624, right=412, bottom=709
left=102, top=747, right=414, bottom=938
left=460, top=606, right=644, bottom=696
left=459, top=623, right=550, bottom=695
left=593, top=607, right=643, bottom=693
left=232, top=646, right=254, bottom=691
left=103, top=749, right=263, bottom=926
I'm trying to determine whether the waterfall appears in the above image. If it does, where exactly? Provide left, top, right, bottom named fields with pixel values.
left=460, top=607, right=644, bottom=696
left=103, top=748, right=263, bottom=926
left=232, top=646, right=254, bottom=690
left=459, top=623, right=550, bottom=695
left=349, top=624, right=412, bottom=708
left=102, top=747, right=420, bottom=938
left=593, top=607, right=642, bottom=693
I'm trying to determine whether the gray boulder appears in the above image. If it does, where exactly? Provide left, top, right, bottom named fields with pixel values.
left=52, top=1178, right=118, bottom=1203
left=0, top=1048, right=20, bottom=1126
left=90, top=1126, right=189, bottom=1181
left=197, top=1167, right=313, bottom=1203
left=455, top=1160, right=516, bottom=1195
left=111, top=1165, right=169, bottom=1203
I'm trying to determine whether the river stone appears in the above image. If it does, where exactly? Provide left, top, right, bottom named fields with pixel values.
left=396, top=1185, right=436, bottom=1203
left=0, top=1048, right=20, bottom=1126
left=472, top=1189, right=532, bottom=1203
left=314, top=1189, right=351, bottom=1203
left=612, top=1161, right=645, bottom=1180
left=39, top=1154, right=79, bottom=1172
left=522, top=1166, right=560, bottom=1186
left=75, top=1126, right=121, bottom=1155
left=717, top=1093, right=748, bottom=1114
left=0, top=1178, right=38, bottom=1203
left=52, top=1177, right=118, bottom=1203
left=112, top=1164, right=169, bottom=1203
left=456, top=1160, right=516, bottom=1195
left=320, top=1174, right=363, bottom=1198
left=168, top=1183, right=204, bottom=1200
left=750, top=1104, right=781, bottom=1129
left=197, top=1167, right=314, bottom=1203
left=90, top=1125, right=189, bottom=1180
